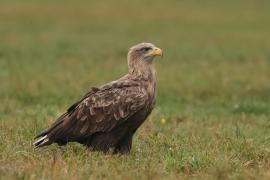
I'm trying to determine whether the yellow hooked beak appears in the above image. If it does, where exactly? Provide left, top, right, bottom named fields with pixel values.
left=150, top=47, right=163, bottom=57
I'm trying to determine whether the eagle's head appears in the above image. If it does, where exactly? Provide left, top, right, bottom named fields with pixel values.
left=127, top=42, right=162, bottom=75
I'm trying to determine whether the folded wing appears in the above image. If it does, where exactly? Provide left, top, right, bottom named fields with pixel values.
left=34, top=81, right=148, bottom=147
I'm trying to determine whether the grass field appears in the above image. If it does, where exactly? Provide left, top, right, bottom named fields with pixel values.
left=1, top=0, right=270, bottom=179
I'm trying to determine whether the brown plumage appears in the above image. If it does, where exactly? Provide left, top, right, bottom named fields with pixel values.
left=33, top=42, right=163, bottom=153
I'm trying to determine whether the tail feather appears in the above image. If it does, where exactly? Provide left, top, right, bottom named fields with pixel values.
left=34, top=112, right=68, bottom=148
left=33, top=135, right=51, bottom=148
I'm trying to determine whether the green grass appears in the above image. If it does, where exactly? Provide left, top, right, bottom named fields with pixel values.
left=1, top=0, right=270, bottom=179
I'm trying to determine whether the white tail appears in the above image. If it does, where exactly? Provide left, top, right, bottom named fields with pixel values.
left=33, top=135, right=50, bottom=148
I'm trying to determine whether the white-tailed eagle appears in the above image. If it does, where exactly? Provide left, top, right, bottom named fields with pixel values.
left=34, top=42, right=163, bottom=154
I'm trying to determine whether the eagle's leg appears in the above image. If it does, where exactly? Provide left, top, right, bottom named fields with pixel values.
left=85, top=133, right=113, bottom=153
left=115, top=133, right=133, bottom=154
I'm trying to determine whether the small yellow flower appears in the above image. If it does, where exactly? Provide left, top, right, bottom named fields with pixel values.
left=160, top=117, right=166, bottom=124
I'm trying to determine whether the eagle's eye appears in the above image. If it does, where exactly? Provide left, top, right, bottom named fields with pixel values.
left=141, top=47, right=152, bottom=52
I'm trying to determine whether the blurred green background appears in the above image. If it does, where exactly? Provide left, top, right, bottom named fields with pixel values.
left=1, top=0, right=270, bottom=179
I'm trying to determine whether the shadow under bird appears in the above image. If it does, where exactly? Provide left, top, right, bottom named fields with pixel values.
left=34, top=42, right=163, bottom=154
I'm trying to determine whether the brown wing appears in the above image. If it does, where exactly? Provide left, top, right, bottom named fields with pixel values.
left=38, top=81, right=148, bottom=143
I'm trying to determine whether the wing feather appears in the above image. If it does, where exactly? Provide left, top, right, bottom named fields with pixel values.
left=46, top=81, right=148, bottom=143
